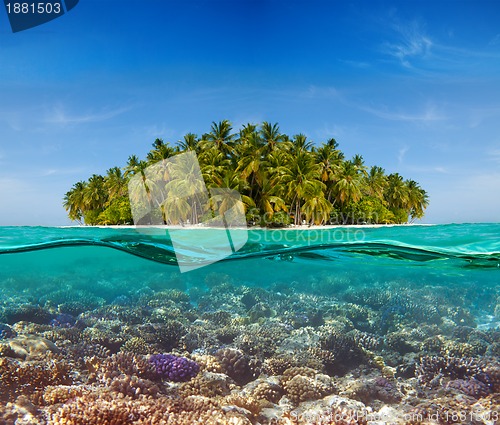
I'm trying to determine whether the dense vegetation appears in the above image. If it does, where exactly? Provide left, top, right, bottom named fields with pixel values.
left=63, top=120, right=428, bottom=226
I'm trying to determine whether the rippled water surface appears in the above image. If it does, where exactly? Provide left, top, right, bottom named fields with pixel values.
left=0, top=224, right=498, bottom=299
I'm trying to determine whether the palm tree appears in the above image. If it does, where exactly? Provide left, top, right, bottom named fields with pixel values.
left=385, top=173, right=411, bottom=223
left=199, top=148, right=231, bottom=188
left=352, top=154, right=368, bottom=177
left=257, top=176, right=287, bottom=218
left=302, top=189, right=333, bottom=225
left=237, top=131, right=265, bottom=198
left=261, top=122, right=282, bottom=154
left=281, top=151, right=323, bottom=225
left=208, top=169, right=255, bottom=220
left=83, top=174, right=107, bottom=211
left=406, top=180, right=429, bottom=222
left=364, top=166, right=387, bottom=200
left=385, top=173, right=409, bottom=209
left=200, top=120, right=235, bottom=157
left=104, top=167, right=128, bottom=202
left=163, top=153, right=210, bottom=224
left=63, top=181, right=87, bottom=223
left=334, top=161, right=363, bottom=206
left=237, top=123, right=259, bottom=143
left=125, top=155, right=161, bottom=223
left=146, top=139, right=176, bottom=169
left=289, top=133, right=313, bottom=155
left=177, top=133, right=200, bottom=153
left=315, top=142, right=343, bottom=202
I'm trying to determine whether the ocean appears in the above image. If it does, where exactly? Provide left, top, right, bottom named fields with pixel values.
left=0, top=223, right=499, bottom=424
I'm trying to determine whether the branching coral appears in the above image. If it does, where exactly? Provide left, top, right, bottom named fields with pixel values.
left=99, top=352, right=157, bottom=381
left=0, top=355, right=72, bottom=402
left=48, top=391, right=252, bottom=425
left=416, top=355, right=488, bottom=388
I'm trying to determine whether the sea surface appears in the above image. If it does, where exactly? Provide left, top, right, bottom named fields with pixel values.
left=0, top=223, right=499, bottom=327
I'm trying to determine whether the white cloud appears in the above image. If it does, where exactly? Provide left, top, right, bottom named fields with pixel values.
left=384, top=20, right=433, bottom=68
left=359, top=102, right=446, bottom=123
left=315, top=123, right=351, bottom=141
left=44, top=104, right=132, bottom=126
left=302, top=85, right=339, bottom=99
left=406, top=165, right=449, bottom=174
left=40, top=167, right=86, bottom=177
left=142, top=124, right=176, bottom=140
left=398, top=146, right=409, bottom=164
left=381, top=16, right=500, bottom=75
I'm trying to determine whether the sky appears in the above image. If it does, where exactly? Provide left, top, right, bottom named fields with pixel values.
left=0, top=0, right=499, bottom=225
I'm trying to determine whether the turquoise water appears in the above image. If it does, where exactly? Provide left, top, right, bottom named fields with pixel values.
left=1, top=223, right=499, bottom=421
left=0, top=224, right=498, bottom=307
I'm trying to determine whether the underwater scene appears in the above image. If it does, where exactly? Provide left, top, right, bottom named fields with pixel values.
left=0, top=223, right=499, bottom=424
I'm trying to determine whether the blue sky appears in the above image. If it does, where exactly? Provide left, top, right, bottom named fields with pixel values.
left=1, top=0, right=499, bottom=225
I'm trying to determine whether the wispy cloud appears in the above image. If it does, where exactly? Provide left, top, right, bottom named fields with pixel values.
left=297, top=84, right=446, bottom=124
left=315, top=123, right=352, bottom=142
left=398, top=146, right=409, bottom=164
left=142, top=124, right=176, bottom=140
left=383, top=20, right=432, bottom=68
left=40, top=167, right=86, bottom=177
left=406, top=165, right=449, bottom=174
left=302, top=85, right=339, bottom=99
left=44, top=104, right=132, bottom=126
left=381, top=16, right=500, bottom=75
left=359, top=102, right=446, bottom=123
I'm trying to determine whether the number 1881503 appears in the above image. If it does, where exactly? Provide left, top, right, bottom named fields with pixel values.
left=5, top=2, right=62, bottom=14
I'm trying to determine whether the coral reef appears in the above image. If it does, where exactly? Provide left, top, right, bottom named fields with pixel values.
left=0, top=271, right=499, bottom=424
left=148, top=353, right=200, bottom=382
left=215, top=347, right=260, bottom=385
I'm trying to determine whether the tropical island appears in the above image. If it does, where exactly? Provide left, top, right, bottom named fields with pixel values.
left=64, top=120, right=428, bottom=227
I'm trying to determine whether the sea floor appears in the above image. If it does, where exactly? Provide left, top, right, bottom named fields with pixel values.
left=0, top=266, right=499, bottom=424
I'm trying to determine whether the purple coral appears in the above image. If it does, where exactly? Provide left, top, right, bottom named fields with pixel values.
left=148, top=354, right=199, bottom=382
left=447, top=378, right=491, bottom=399
left=50, top=313, right=77, bottom=328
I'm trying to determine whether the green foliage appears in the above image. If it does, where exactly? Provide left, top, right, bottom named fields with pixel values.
left=262, top=210, right=293, bottom=228
left=339, top=197, right=395, bottom=225
left=63, top=120, right=428, bottom=226
left=83, top=209, right=102, bottom=226
left=97, top=196, right=133, bottom=225
left=390, top=208, right=410, bottom=224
